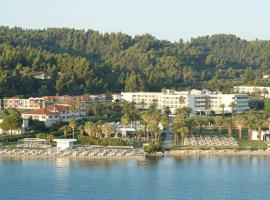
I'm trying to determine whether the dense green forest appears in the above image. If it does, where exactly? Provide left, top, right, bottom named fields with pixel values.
left=0, top=26, right=270, bottom=97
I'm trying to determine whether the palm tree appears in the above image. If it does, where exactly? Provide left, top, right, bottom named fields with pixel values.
left=214, top=116, right=223, bottom=135
left=149, top=119, right=160, bottom=141
left=84, top=122, right=96, bottom=137
left=160, top=115, right=169, bottom=131
left=121, top=114, right=129, bottom=128
left=139, top=100, right=146, bottom=110
left=175, top=107, right=192, bottom=118
left=193, top=116, right=204, bottom=135
left=142, top=112, right=152, bottom=142
left=96, top=124, right=103, bottom=139
left=101, top=123, right=113, bottom=138
left=180, top=127, right=189, bottom=144
left=224, top=117, right=233, bottom=137
left=173, top=126, right=189, bottom=145
left=69, top=104, right=77, bottom=116
left=60, top=125, right=69, bottom=138
left=267, top=118, right=270, bottom=134
left=172, top=113, right=189, bottom=145
left=229, top=102, right=236, bottom=117
left=246, top=114, right=256, bottom=140
left=255, top=119, right=264, bottom=141
left=69, top=116, right=76, bottom=139
left=79, top=125, right=84, bottom=139
left=262, top=88, right=268, bottom=98
left=235, top=116, right=245, bottom=139
left=220, top=103, right=225, bottom=117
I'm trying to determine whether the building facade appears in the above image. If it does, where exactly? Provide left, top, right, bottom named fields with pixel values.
left=121, top=89, right=249, bottom=114
left=4, top=97, right=46, bottom=110
left=22, top=105, right=87, bottom=127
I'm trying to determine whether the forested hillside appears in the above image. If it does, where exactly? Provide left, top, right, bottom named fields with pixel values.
left=0, top=26, right=270, bottom=97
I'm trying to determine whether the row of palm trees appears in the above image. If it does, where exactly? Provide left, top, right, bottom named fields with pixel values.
left=61, top=101, right=170, bottom=142
left=121, top=103, right=169, bottom=143
left=173, top=108, right=270, bottom=145
left=62, top=121, right=116, bottom=139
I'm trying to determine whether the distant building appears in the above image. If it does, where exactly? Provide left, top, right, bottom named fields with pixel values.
left=263, top=75, right=270, bottom=79
left=42, top=94, right=108, bottom=106
left=22, top=105, right=86, bottom=127
left=42, top=95, right=72, bottom=105
left=73, top=94, right=107, bottom=106
left=111, top=93, right=121, bottom=102
left=234, top=86, right=270, bottom=95
left=32, top=72, right=50, bottom=80
left=251, top=130, right=270, bottom=141
left=4, top=97, right=46, bottom=110
left=121, top=89, right=249, bottom=114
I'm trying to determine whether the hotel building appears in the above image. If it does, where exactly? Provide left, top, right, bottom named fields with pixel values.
left=4, top=97, right=46, bottom=110
left=121, top=89, right=249, bottom=114
left=22, top=105, right=87, bottom=127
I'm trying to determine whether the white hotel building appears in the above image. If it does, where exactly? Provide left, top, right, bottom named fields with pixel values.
left=121, top=89, right=249, bottom=114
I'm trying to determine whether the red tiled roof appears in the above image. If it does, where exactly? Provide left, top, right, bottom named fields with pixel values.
left=42, top=96, right=57, bottom=100
left=22, top=108, right=57, bottom=116
left=22, top=105, right=70, bottom=116
left=56, top=100, right=78, bottom=106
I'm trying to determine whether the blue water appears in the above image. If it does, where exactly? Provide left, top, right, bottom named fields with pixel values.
left=0, top=156, right=270, bottom=200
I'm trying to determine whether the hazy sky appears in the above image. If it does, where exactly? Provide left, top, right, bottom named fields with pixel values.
left=1, top=0, right=269, bottom=41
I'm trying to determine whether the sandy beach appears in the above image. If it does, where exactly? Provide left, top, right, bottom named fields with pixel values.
left=0, top=146, right=146, bottom=161
left=167, top=149, right=270, bottom=156
left=0, top=154, right=146, bottom=161
left=1, top=147, right=270, bottom=161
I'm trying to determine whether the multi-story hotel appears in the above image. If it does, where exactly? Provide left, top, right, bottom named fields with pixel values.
left=42, top=94, right=108, bottom=106
left=3, top=94, right=110, bottom=111
left=22, top=104, right=87, bottom=127
left=4, top=97, right=46, bottom=110
left=121, top=89, right=249, bottom=114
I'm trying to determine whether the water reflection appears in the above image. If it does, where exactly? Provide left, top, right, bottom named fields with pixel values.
left=2, top=154, right=270, bottom=168
left=2, top=155, right=270, bottom=200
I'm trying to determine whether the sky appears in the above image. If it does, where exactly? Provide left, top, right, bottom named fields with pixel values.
left=0, top=0, right=270, bottom=41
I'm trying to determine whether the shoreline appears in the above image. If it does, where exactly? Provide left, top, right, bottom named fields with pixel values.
left=0, top=146, right=145, bottom=161
left=1, top=149, right=270, bottom=160
left=166, top=149, right=270, bottom=156
left=0, top=154, right=146, bottom=161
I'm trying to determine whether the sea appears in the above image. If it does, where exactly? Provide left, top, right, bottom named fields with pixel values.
left=0, top=155, right=270, bottom=200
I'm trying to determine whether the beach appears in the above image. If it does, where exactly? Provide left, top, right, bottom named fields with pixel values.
left=167, top=149, right=270, bottom=156
left=1, top=146, right=270, bottom=161
left=0, top=146, right=145, bottom=160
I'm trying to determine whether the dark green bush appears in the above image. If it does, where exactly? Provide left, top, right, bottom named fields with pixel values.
left=238, top=140, right=268, bottom=150
left=80, top=136, right=127, bottom=146
left=143, top=142, right=163, bottom=153
left=0, top=134, right=34, bottom=143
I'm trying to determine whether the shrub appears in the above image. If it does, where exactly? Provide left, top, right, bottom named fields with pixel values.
left=0, top=134, right=34, bottom=143
left=36, top=133, right=55, bottom=142
left=143, top=142, right=163, bottom=153
left=238, top=140, right=268, bottom=150
left=80, top=136, right=127, bottom=146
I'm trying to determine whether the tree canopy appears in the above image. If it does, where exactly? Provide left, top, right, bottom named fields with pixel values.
left=1, top=26, right=270, bottom=97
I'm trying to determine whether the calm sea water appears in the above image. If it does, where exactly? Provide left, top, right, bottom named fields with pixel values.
left=0, top=155, right=270, bottom=200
